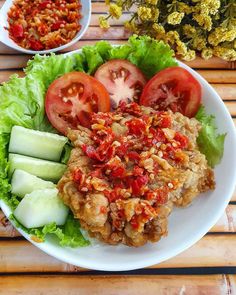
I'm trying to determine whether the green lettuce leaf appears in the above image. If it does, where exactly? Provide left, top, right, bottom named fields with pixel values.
left=127, top=35, right=177, bottom=79
left=196, top=106, right=226, bottom=168
left=94, top=40, right=112, bottom=60
left=108, top=44, right=132, bottom=60
left=81, top=41, right=112, bottom=74
left=10, top=213, right=90, bottom=247
left=60, top=144, right=72, bottom=164
left=75, top=35, right=177, bottom=78
left=59, top=214, right=90, bottom=247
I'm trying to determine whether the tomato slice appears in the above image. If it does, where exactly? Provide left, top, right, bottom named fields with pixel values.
left=45, top=72, right=110, bottom=135
left=140, top=67, right=201, bottom=117
left=94, top=59, right=147, bottom=110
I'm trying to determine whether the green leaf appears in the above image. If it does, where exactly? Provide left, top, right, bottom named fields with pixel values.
left=10, top=213, right=90, bottom=247
left=127, top=35, right=177, bottom=79
left=82, top=46, right=104, bottom=74
left=60, top=214, right=90, bottom=247
left=60, top=144, right=72, bottom=164
left=72, top=53, right=86, bottom=72
left=95, top=41, right=112, bottom=60
left=108, top=44, right=132, bottom=60
left=196, top=106, right=226, bottom=168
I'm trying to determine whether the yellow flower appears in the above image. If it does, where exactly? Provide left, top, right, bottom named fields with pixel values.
left=191, top=35, right=207, bottom=51
left=213, top=46, right=236, bottom=61
left=167, top=12, right=184, bottom=25
left=124, top=21, right=138, bottom=33
left=178, top=2, right=192, bottom=14
left=152, top=23, right=165, bottom=40
left=201, top=48, right=213, bottom=60
left=109, top=4, right=122, bottom=19
left=137, top=6, right=153, bottom=21
left=183, top=24, right=196, bottom=38
left=193, top=14, right=212, bottom=31
left=176, top=40, right=188, bottom=56
left=182, top=50, right=196, bottom=61
left=105, top=0, right=110, bottom=5
left=152, top=23, right=165, bottom=34
left=146, top=0, right=158, bottom=5
left=208, top=27, right=236, bottom=46
left=201, top=0, right=220, bottom=15
left=99, top=16, right=110, bottom=29
left=164, top=31, right=180, bottom=45
left=151, top=8, right=160, bottom=21
left=116, top=0, right=123, bottom=5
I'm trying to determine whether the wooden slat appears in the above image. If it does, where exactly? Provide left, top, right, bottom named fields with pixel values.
left=184, top=57, right=232, bottom=69
left=0, top=211, right=21, bottom=237
left=0, top=55, right=30, bottom=69
left=0, top=70, right=24, bottom=83
left=233, top=119, right=236, bottom=131
left=0, top=274, right=231, bottom=295
left=213, top=84, right=236, bottom=101
left=197, top=70, right=236, bottom=84
left=0, top=235, right=236, bottom=272
left=83, top=26, right=131, bottom=40
left=224, top=101, right=236, bottom=116
left=211, top=205, right=236, bottom=232
left=159, top=235, right=236, bottom=268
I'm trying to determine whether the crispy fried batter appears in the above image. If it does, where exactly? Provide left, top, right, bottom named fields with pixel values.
left=58, top=104, right=215, bottom=247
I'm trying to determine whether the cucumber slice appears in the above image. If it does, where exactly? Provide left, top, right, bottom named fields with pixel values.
left=9, top=154, right=66, bottom=183
left=14, top=188, right=69, bottom=228
left=11, top=169, right=56, bottom=198
left=9, top=126, right=67, bottom=161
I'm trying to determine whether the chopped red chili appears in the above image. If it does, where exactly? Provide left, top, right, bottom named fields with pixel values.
left=70, top=102, right=194, bottom=234
left=174, top=132, right=189, bottom=149
left=10, top=24, right=24, bottom=38
left=126, top=118, right=146, bottom=136
left=100, top=206, right=107, bottom=214
left=110, top=166, right=126, bottom=178
left=130, top=215, right=139, bottom=229
left=72, top=169, right=83, bottom=183
left=127, top=151, right=140, bottom=163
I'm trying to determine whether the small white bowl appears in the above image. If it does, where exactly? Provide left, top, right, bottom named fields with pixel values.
left=1, top=49, right=236, bottom=271
left=0, top=0, right=91, bottom=54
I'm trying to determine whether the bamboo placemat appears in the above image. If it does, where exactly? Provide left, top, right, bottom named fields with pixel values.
left=0, top=1, right=236, bottom=294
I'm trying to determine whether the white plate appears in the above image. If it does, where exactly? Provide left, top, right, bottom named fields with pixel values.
left=0, top=0, right=91, bottom=54
left=1, top=50, right=236, bottom=271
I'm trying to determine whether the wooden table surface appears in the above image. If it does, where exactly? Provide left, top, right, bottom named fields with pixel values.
left=1, top=1, right=236, bottom=294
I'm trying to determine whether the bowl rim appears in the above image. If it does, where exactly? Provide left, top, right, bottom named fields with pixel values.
left=0, top=0, right=91, bottom=54
left=1, top=48, right=236, bottom=271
